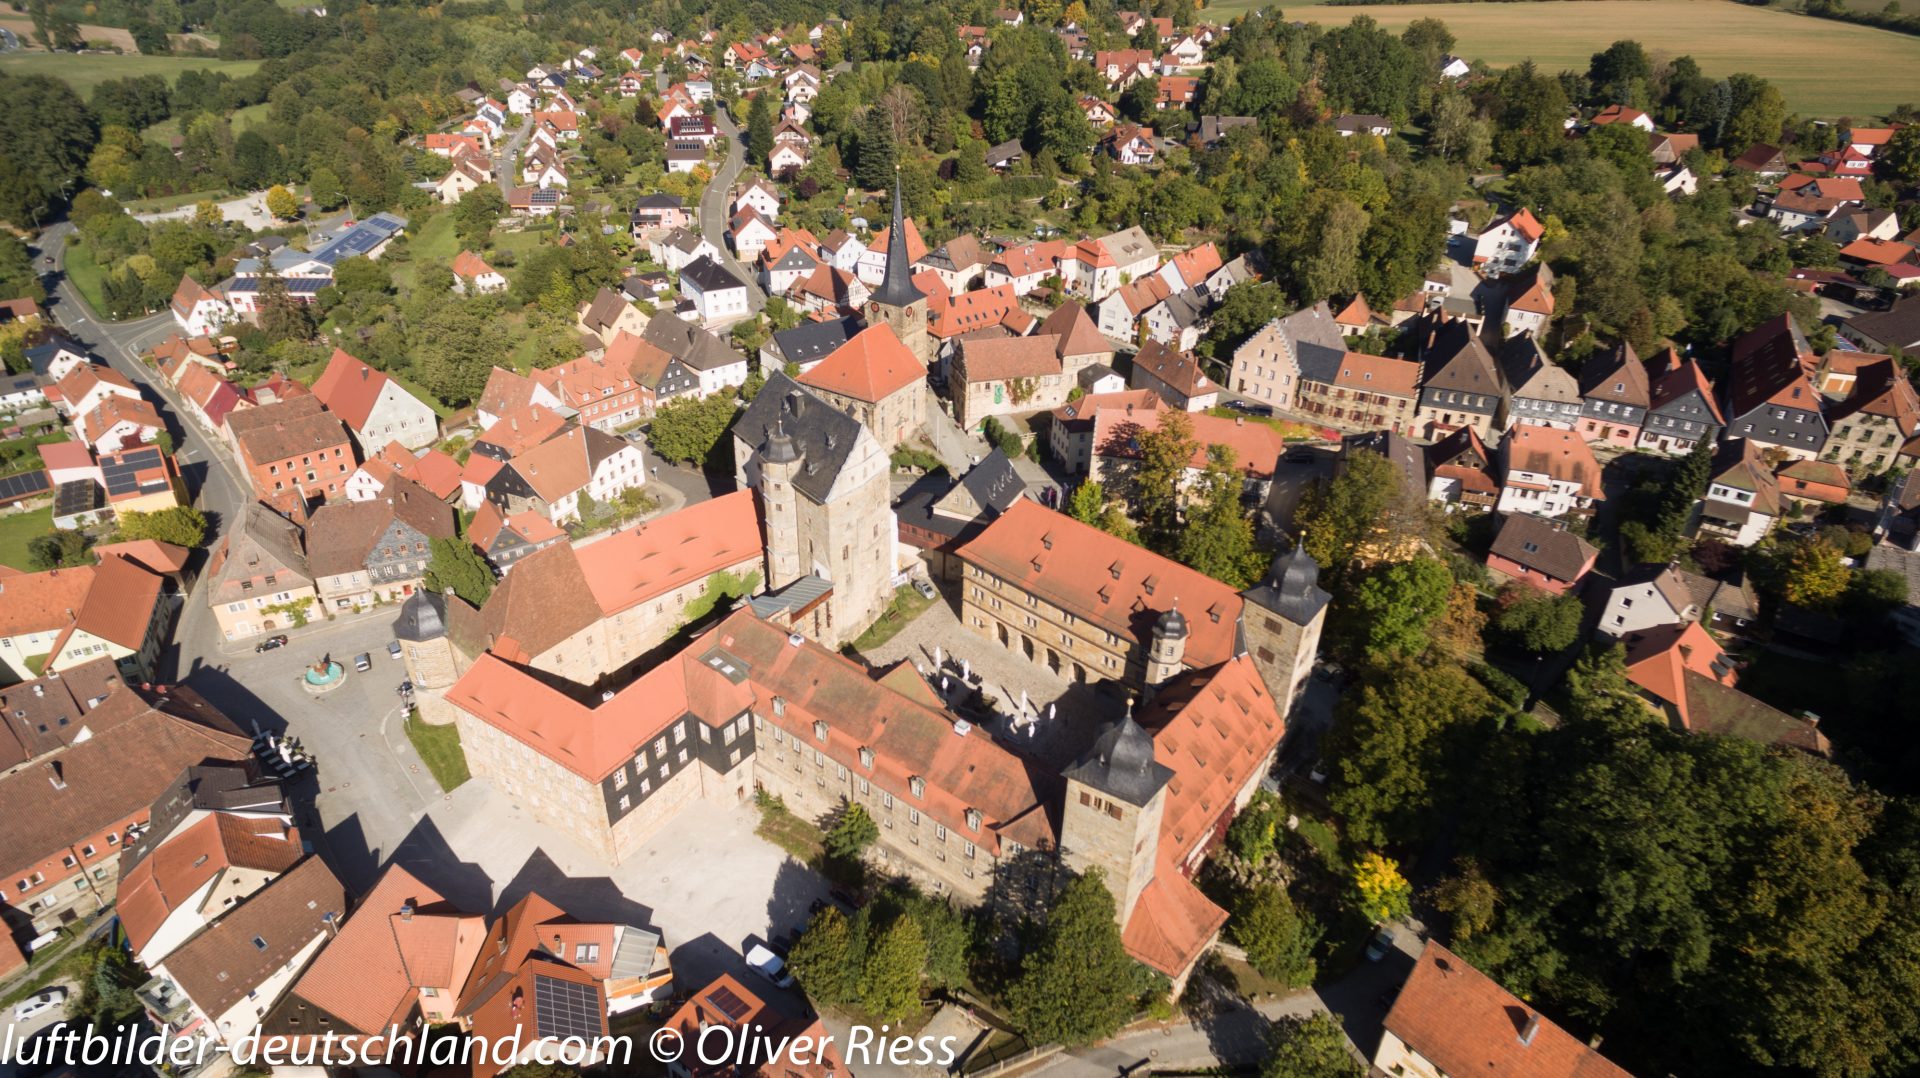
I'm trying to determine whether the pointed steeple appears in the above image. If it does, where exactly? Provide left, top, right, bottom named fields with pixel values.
left=871, top=171, right=925, bottom=308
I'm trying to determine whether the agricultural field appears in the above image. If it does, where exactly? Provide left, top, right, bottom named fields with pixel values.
left=1234, top=0, right=1920, bottom=116
left=143, top=101, right=271, bottom=142
left=0, top=51, right=261, bottom=95
left=0, top=16, right=136, bottom=51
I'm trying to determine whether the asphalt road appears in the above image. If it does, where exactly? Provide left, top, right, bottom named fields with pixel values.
left=697, top=104, right=768, bottom=315
left=496, top=115, right=533, bottom=200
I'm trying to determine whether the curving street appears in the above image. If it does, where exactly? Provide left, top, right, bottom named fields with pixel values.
left=696, top=103, right=768, bottom=315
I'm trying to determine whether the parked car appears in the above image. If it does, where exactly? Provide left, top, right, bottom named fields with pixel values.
left=353, top=652, right=372, bottom=672
left=1364, top=927, right=1396, bottom=962
left=745, top=943, right=794, bottom=989
left=255, top=634, right=289, bottom=654
left=912, top=577, right=937, bottom=600
left=14, top=988, right=66, bottom=1021
left=387, top=640, right=403, bottom=660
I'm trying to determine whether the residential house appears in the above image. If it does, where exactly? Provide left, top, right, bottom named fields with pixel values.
left=1062, top=227, right=1158, bottom=301
left=1638, top=350, right=1724, bottom=455
left=477, top=367, right=564, bottom=431
left=310, top=349, right=439, bottom=452
left=205, top=504, right=320, bottom=640
left=1141, top=289, right=1209, bottom=351
left=641, top=311, right=750, bottom=397
left=485, top=425, right=647, bottom=525
left=229, top=395, right=357, bottom=511
left=52, top=363, right=140, bottom=421
left=984, top=240, right=1066, bottom=296
left=116, top=772, right=300, bottom=967
left=1499, top=336, right=1581, bottom=430
left=1294, top=350, right=1421, bottom=434
left=857, top=215, right=928, bottom=290
left=1842, top=295, right=1920, bottom=355
left=452, top=251, right=508, bottom=294
left=1425, top=426, right=1500, bottom=510
left=1128, top=340, right=1218, bottom=412
left=653, top=228, right=723, bottom=274
left=1472, top=208, right=1544, bottom=277
left=1226, top=301, right=1345, bottom=411
left=98, top=445, right=185, bottom=515
left=1332, top=114, right=1392, bottom=137
left=1815, top=350, right=1920, bottom=474
left=1500, top=264, right=1555, bottom=339
left=1497, top=422, right=1605, bottom=519
left=171, top=277, right=234, bottom=337
left=1776, top=458, right=1850, bottom=509
left=630, top=194, right=691, bottom=234
left=0, top=682, right=258, bottom=938
left=1591, top=104, right=1654, bottom=131
left=1621, top=622, right=1830, bottom=753
left=917, top=236, right=992, bottom=294
left=535, top=348, right=646, bottom=432
left=1596, top=563, right=1758, bottom=639
left=680, top=251, right=754, bottom=322
left=1047, top=389, right=1162, bottom=474
left=1768, top=175, right=1865, bottom=231
left=1413, top=317, right=1508, bottom=440
left=0, top=557, right=169, bottom=681
left=576, top=287, right=650, bottom=345
left=1576, top=341, right=1651, bottom=448
left=435, top=156, right=491, bottom=204
left=1485, top=512, right=1599, bottom=595
left=1378, top=942, right=1632, bottom=1078
left=662, top=975, right=845, bottom=1078
left=1697, top=438, right=1781, bottom=547
left=305, top=477, right=456, bottom=611
left=729, top=208, right=778, bottom=260
left=1724, top=314, right=1827, bottom=460
left=25, top=336, right=94, bottom=382
left=76, top=395, right=165, bottom=455
left=467, top=500, right=567, bottom=573
left=1188, top=114, right=1255, bottom=149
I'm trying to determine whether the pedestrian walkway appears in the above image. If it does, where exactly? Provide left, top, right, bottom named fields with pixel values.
left=922, top=389, right=989, bottom=473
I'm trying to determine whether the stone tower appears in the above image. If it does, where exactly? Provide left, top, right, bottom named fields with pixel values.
left=393, top=589, right=461, bottom=724
left=864, top=175, right=933, bottom=366
left=1145, top=604, right=1188, bottom=691
left=754, top=418, right=805, bottom=591
left=1239, top=542, right=1332, bottom=708
left=1060, top=708, right=1174, bottom=922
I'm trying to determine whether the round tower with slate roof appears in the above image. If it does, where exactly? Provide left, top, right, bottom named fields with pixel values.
left=1239, top=540, right=1332, bottom=708
left=755, top=415, right=805, bottom=591
left=864, top=173, right=933, bottom=366
left=1146, top=602, right=1189, bottom=690
left=393, top=589, right=462, bottom=723
left=1059, top=705, right=1175, bottom=922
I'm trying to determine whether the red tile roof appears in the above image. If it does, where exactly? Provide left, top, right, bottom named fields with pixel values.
left=575, top=490, right=763, bottom=616
left=1503, top=423, right=1605, bottom=499
left=1092, top=407, right=1285, bottom=479
left=957, top=500, right=1243, bottom=668
left=310, top=348, right=398, bottom=431
left=117, top=812, right=303, bottom=956
left=797, top=324, right=925, bottom=402
left=1384, top=941, right=1632, bottom=1078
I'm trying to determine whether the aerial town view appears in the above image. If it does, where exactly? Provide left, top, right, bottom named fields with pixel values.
left=0, top=0, right=1917, bottom=1074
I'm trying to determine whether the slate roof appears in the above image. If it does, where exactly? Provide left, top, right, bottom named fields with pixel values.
left=681, top=254, right=746, bottom=293
left=733, top=374, right=866, bottom=504
left=768, top=317, right=860, bottom=366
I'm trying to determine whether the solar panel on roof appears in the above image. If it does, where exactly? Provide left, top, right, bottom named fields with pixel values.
left=53, top=478, right=104, bottom=516
left=704, top=984, right=752, bottom=1021
left=531, top=974, right=602, bottom=1041
left=0, top=470, right=51, bottom=504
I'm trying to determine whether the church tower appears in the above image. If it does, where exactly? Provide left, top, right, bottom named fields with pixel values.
left=1059, top=707, right=1173, bottom=923
left=1239, top=542, right=1332, bottom=708
left=864, top=174, right=933, bottom=366
left=753, top=418, right=804, bottom=591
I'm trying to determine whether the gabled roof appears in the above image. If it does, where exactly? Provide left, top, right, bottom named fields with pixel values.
left=1499, top=336, right=1580, bottom=404
left=1385, top=941, right=1631, bottom=1078
left=574, top=490, right=763, bottom=617
left=733, top=375, right=867, bottom=504
left=310, top=349, right=416, bottom=431
left=158, top=856, right=345, bottom=1020
left=1727, top=314, right=1818, bottom=415
left=1419, top=319, right=1506, bottom=400
left=1131, top=340, right=1212, bottom=397
left=796, top=324, right=924, bottom=403
left=230, top=396, right=352, bottom=465
left=641, top=311, right=740, bottom=371
left=117, top=811, right=303, bottom=956
left=1488, top=513, right=1597, bottom=583
left=1646, top=352, right=1725, bottom=423
left=957, top=500, right=1242, bottom=668
left=1577, top=341, right=1651, bottom=407
left=506, top=426, right=631, bottom=504
left=1503, top=423, right=1605, bottom=498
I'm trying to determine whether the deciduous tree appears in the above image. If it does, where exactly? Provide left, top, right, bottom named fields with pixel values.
left=1007, top=871, right=1145, bottom=1046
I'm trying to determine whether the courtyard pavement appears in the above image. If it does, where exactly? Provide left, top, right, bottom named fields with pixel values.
left=855, top=590, right=1124, bottom=773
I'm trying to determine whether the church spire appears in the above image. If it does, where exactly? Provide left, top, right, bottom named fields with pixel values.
left=871, top=170, right=925, bottom=308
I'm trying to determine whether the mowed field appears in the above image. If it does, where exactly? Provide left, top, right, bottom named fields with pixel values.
left=1217, top=0, right=1920, bottom=116
left=0, top=51, right=261, bottom=95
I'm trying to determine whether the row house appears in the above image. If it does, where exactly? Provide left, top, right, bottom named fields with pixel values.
left=1724, top=314, right=1828, bottom=461
left=1639, top=350, right=1724, bottom=455
left=1426, top=426, right=1501, bottom=510
left=534, top=351, right=647, bottom=432
left=205, top=504, right=322, bottom=640
left=1413, top=317, right=1508, bottom=441
left=466, top=500, right=567, bottom=573
left=0, top=557, right=168, bottom=683
left=1292, top=348, right=1421, bottom=435
left=1814, top=350, right=1920, bottom=474
left=1227, top=301, right=1346, bottom=411
left=305, top=477, right=456, bottom=611
left=1500, top=335, right=1581, bottom=430
left=1128, top=340, right=1218, bottom=412
left=1061, top=227, right=1159, bottom=301
left=483, top=425, right=648, bottom=526
left=1095, top=273, right=1172, bottom=341
left=228, top=396, right=357, bottom=512
left=1576, top=341, right=1651, bottom=448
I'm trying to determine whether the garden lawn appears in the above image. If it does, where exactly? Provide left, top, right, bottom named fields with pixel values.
left=851, top=583, right=939, bottom=652
left=1224, top=0, right=1920, bottom=117
left=404, top=714, right=471, bottom=792
left=62, top=243, right=108, bottom=319
left=0, top=506, right=54, bottom=571
left=0, top=52, right=261, bottom=96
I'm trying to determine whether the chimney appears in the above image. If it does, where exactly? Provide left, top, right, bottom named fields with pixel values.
left=360, top=366, right=369, bottom=380
left=46, top=761, right=66, bottom=791
left=400, top=903, right=414, bottom=921
left=323, top=911, right=339, bottom=938
left=1519, top=1013, right=1541, bottom=1046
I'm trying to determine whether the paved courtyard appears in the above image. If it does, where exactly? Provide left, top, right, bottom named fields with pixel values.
left=855, top=590, right=1125, bottom=772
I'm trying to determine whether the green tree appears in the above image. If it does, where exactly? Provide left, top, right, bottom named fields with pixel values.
left=1327, top=662, right=1500, bottom=847
left=1587, top=40, right=1651, bottom=106
left=747, top=91, right=775, bottom=166
left=1492, top=586, right=1584, bottom=653
left=454, top=186, right=506, bottom=246
left=1876, top=124, right=1920, bottom=187
left=413, top=300, right=508, bottom=405
left=1260, top=1013, right=1361, bottom=1078
left=308, top=166, right=346, bottom=211
left=265, top=184, right=299, bottom=221
left=1226, top=790, right=1283, bottom=865
left=1295, top=448, right=1419, bottom=589
left=1430, top=859, right=1499, bottom=942
left=1007, top=870, right=1145, bottom=1046
left=1176, top=445, right=1264, bottom=587
left=424, top=535, right=495, bottom=607
left=1297, top=194, right=1370, bottom=304
left=1130, top=409, right=1198, bottom=552
left=116, top=506, right=208, bottom=548
left=1343, top=558, right=1453, bottom=662
left=861, top=915, right=927, bottom=1023
left=1229, top=884, right=1321, bottom=988
left=646, top=392, right=740, bottom=467
left=825, top=802, right=879, bottom=862
left=1771, top=538, right=1851, bottom=609
left=27, top=528, right=91, bottom=570
left=788, top=905, right=860, bottom=1006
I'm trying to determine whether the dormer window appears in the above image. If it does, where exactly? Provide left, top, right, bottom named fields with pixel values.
left=772, top=696, right=786, bottom=717
left=1109, top=562, right=1124, bottom=580
left=813, top=720, right=828, bottom=742
left=859, top=746, right=874, bottom=769
left=966, top=808, right=982, bottom=831
left=1041, top=532, right=1053, bottom=550
left=909, top=776, right=926, bottom=799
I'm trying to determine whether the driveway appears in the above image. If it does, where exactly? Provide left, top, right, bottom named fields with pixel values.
left=0, top=980, right=75, bottom=1067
